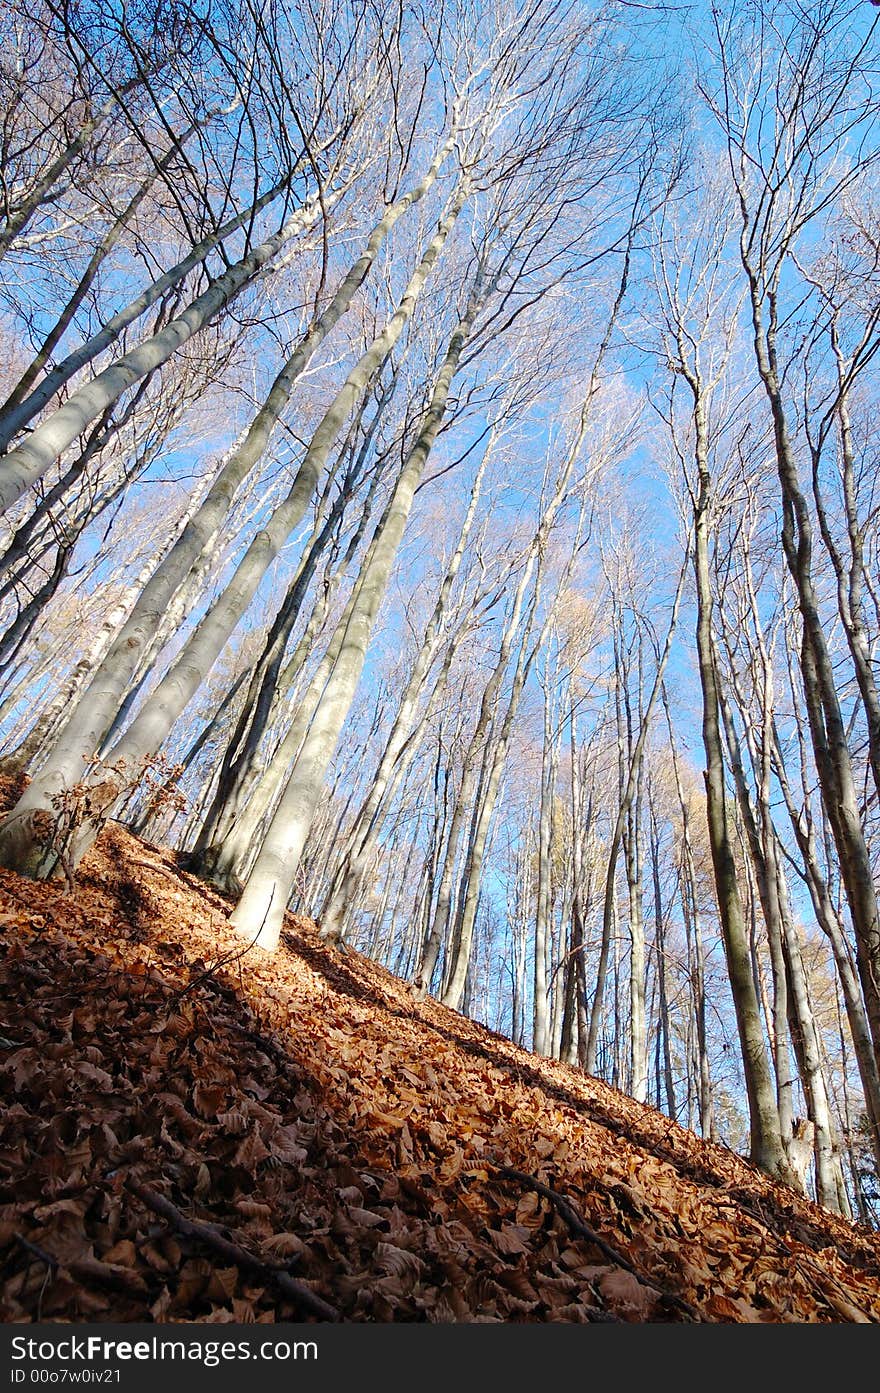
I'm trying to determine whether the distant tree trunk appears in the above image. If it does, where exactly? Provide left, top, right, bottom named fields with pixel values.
left=587, top=553, right=687, bottom=1076
left=441, top=479, right=593, bottom=1013
left=689, top=384, right=790, bottom=1181
left=561, top=726, right=594, bottom=1069
left=745, top=274, right=880, bottom=1083
left=533, top=660, right=558, bottom=1056
left=650, top=801, right=676, bottom=1119
left=416, top=532, right=544, bottom=998
left=619, top=630, right=647, bottom=1103
left=663, top=716, right=713, bottom=1138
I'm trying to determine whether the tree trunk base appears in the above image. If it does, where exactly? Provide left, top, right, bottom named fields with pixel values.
left=177, top=846, right=243, bottom=897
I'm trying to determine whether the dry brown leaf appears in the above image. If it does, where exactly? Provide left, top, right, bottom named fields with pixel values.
left=346, top=1206, right=386, bottom=1229
left=375, top=1242, right=425, bottom=1282
left=233, top=1128, right=271, bottom=1170
left=488, top=1224, right=532, bottom=1256
left=597, top=1269, right=661, bottom=1321
left=263, top=1232, right=306, bottom=1259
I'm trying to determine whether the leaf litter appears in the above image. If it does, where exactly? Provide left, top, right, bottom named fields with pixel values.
left=1, top=805, right=879, bottom=1323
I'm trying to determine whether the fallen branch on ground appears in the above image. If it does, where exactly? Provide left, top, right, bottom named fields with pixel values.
left=126, top=1179, right=340, bottom=1321
left=490, top=1163, right=698, bottom=1321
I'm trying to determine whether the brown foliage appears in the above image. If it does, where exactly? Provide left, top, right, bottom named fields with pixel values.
left=0, top=800, right=879, bottom=1321
left=22, top=756, right=186, bottom=891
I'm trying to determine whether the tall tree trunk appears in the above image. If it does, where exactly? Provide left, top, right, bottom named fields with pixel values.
left=0, top=194, right=324, bottom=513
left=746, top=280, right=880, bottom=1079
left=0, top=174, right=292, bottom=452
left=318, top=443, right=490, bottom=940
left=689, top=392, right=790, bottom=1179
left=191, top=399, right=388, bottom=870
left=810, top=343, right=880, bottom=811
left=229, top=284, right=479, bottom=948
left=770, top=704, right=880, bottom=1177
left=717, top=678, right=797, bottom=1162
left=0, top=178, right=469, bottom=877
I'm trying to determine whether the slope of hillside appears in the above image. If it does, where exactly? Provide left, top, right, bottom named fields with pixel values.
left=1, top=815, right=879, bottom=1323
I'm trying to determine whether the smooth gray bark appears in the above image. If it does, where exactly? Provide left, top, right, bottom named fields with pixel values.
left=230, top=287, right=479, bottom=948
left=0, top=175, right=293, bottom=453
left=0, top=193, right=321, bottom=513
left=0, top=173, right=465, bottom=876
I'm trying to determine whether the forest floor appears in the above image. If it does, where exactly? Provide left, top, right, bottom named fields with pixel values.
left=1, top=807, right=880, bottom=1322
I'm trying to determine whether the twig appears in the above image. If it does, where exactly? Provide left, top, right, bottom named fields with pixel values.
left=491, top=1164, right=632, bottom=1268
left=173, top=887, right=274, bottom=1001
left=15, top=1234, right=57, bottom=1322
left=490, top=1163, right=698, bottom=1321
left=719, top=1191, right=875, bottom=1320
left=69, top=1255, right=148, bottom=1297
left=797, top=1258, right=872, bottom=1324
left=126, top=1180, right=339, bottom=1321
left=15, top=1233, right=58, bottom=1269
left=171, top=932, right=259, bottom=1001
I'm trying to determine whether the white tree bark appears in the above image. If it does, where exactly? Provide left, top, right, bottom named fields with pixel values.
left=0, top=174, right=294, bottom=451
left=96, top=180, right=470, bottom=784
left=318, top=442, right=492, bottom=940
left=0, top=194, right=323, bottom=513
left=0, top=173, right=467, bottom=875
left=230, top=291, right=479, bottom=948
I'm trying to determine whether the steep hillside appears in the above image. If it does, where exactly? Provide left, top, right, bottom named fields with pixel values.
left=1, top=816, right=879, bottom=1323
